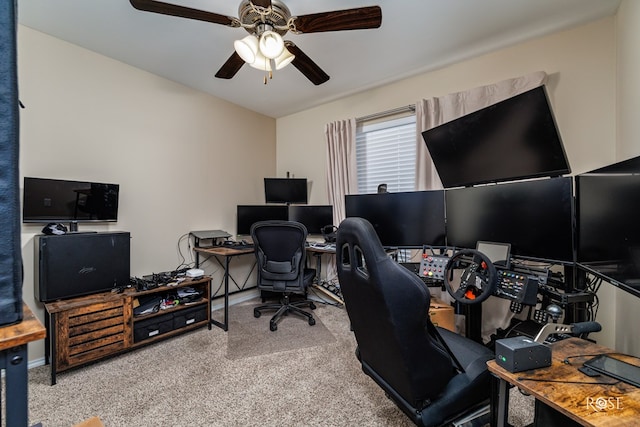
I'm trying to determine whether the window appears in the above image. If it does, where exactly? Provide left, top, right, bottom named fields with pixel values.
left=355, top=115, right=416, bottom=194
left=356, top=115, right=417, bottom=262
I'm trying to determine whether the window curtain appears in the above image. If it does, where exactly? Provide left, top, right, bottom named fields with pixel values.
left=413, top=71, right=548, bottom=342
left=415, top=71, right=548, bottom=191
left=324, top=119, right=356, bottom=284
left=325, top=119, right=357, bottom=226
left=0, top=0, right=23, bottom=325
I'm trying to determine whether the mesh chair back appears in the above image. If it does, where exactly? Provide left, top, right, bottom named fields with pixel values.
left=251, top=220, right=309, bottom=293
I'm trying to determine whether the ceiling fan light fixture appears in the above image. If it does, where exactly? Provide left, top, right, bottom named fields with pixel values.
left=274, top=48, right=295, bottom=70
left=258, top=30, right=284, bottom=59
left=248, top=51, right=272, bottom=71
left=234, top=34, right=259, bottom=64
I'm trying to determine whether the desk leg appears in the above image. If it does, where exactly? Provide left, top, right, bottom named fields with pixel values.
left=2, top=344, right=29, bottom=426
left=47, top=311, right=58, bottom=386
left=491, top=374, right=510, bottom=427
left=211, top=255, right=230, bottom=332
left=314, top=252, right=323, bottom=284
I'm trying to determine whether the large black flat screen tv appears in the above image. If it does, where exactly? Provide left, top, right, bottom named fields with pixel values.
left=345, top=190, right=446, bottom=248
left=422, top=86, right=571, bottom=188
left=23, top=177, right=119, bottom=224
left=264, top=178, right=308, bottom=204
left=445, top=177, right=574, bottom=263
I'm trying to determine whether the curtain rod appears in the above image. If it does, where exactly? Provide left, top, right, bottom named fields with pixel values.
left=356, top=104, right=416, bottom=123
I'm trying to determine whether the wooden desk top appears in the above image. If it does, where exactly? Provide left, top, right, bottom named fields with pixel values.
left=194, top=246, right=255, bottom=256
left=0, top=303, right=46, bottom=350
left=488, top=338, right=640, bottom=426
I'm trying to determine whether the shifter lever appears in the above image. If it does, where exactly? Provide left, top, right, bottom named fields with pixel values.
left=546, top=303, right=563, bottom=323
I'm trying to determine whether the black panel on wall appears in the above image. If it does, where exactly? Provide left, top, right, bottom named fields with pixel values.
left=0, top=0, right=23, bottom=326
left=35, top=232, right=131, bottom=302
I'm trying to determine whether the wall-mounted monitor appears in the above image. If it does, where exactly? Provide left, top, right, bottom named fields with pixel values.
left=421, top=86, right=571, bottom=188
left=288, top=205, right=334, bottom=234
left=22, top=177, right=119, bottom=225
left=576, top=172, right=640, bottom=297
left=264, top=178, right=308, bottom=204
left=576, top=174, right=640, bottom=265
left=345, top=190, right=446, bottom=248
left=236, top=205, right=288, bottom=235
left=445, top=177, right=574, bottom=264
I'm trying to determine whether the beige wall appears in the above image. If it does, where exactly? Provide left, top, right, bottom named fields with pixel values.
left=277, top=17, right=617, bottom=202
left=18, top=27, right=276, bottom=362
left=277, top=17, right=633, bottom=350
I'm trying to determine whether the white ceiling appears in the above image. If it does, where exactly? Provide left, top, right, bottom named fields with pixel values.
left=18, top=0, right=621, bottom=118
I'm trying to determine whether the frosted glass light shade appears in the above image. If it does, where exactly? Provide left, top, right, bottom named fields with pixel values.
left=274, top=48, right=295, bottom=70
left=258, top=31, right=284, bottom=59
left=249, top=51, right=272, bottom=71
left=234, top=35, right=259, bottom=64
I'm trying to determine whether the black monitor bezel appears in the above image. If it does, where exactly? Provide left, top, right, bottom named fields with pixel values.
left=264, top=178, right=308, bottom=205
left=344, top=190, right=446, bottom=249
left=422, top=86, right=571, bottom=188
left=22, top=176, right=120, bottom=224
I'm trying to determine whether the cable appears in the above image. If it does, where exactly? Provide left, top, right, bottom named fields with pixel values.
left=516, top=377, right=619, bottom=385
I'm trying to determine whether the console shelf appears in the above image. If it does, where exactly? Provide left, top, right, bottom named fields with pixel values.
left=44, top=277, right=211, bottom=385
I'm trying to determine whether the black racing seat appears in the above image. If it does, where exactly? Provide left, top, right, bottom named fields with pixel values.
left=336, top=217, right=494, bottom=426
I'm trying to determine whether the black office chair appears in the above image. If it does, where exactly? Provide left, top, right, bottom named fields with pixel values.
left=336, top=217, right=494, bottom=427
left=251, top=220, right=317, bottom=331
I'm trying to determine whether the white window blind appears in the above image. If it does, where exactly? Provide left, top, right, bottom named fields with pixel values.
left=356, top=115, right=416, bottom=194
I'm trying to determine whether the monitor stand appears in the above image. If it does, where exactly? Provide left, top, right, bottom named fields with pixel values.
left=67, top=221, right=97, bottom=234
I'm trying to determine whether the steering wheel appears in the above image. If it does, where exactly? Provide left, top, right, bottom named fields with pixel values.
left=443, top=249, right=497, bottom=305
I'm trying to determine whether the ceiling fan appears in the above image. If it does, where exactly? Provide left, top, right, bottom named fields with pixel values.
left=129, top=0, right=382, bottom=85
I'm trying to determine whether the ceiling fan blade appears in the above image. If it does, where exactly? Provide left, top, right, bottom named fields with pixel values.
left=286, top=43, right=329, bottom=85
left=293, top=6, right=382, bottom=33
left=215, top=52, right=245, bottom=79
left=129, top=0, right=236, bottom=26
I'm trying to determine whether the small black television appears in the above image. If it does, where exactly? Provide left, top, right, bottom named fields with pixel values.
left=23, top=177, right=119, bottom=226
left=445, top=177, right=574, bottom=264
left=345, top=190, right=446, bottom=248
left=288, top=205, right=334, bottom=234
left=264, top=178, right=308, bottom=204
left=236, top=205, right=288, bottom=235
left=421, top=86, right=571, bottom=188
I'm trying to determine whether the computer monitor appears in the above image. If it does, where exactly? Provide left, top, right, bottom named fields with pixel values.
left=288, top=205, right=334, bottom=234
left=422, top=86, right=570, bottom=188
left=345, top=190, right=446, bottom=248
left=264, top=178, right=308, bottom=204
left=575, top=157, right=640, bottom=297
left=576, top=174, right=640, bottom=264
left=445, top=177, right=574, bottom=264
left=236, top=205, right=288, bottom=235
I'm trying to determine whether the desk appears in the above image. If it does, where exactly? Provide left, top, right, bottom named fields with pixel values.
left=488, top=338, right=640, bottom=426
left=0, top=303, right=46, bottom=426
left=194, top=246, right=255, bottom=331
left=306, top=245, right=344, bottom=305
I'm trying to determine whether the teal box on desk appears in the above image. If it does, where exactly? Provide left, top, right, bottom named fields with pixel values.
left=495, top=336, right=551, bottom=373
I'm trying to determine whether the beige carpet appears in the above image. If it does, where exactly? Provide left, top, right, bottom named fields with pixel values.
left=17, top=300, right=533, bottom=427
left=225, top=301, right=336, bottom=360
